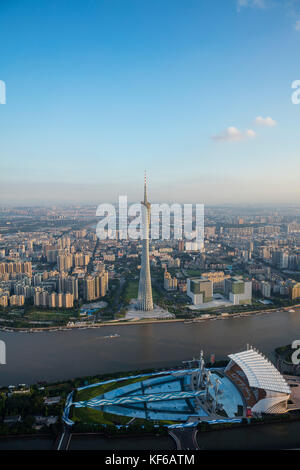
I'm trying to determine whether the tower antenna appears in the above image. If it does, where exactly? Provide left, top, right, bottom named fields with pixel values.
left=144, top=169, right=148, bottom=203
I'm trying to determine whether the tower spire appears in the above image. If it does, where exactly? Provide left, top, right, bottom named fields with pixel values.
left=144, top=170, right=148, bottom=203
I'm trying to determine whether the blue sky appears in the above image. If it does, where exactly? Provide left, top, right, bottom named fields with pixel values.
left=0, top=0, right=300, bottom=204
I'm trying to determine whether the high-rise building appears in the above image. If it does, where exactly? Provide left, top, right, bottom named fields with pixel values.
left=84, top=276, right=95, bottom=301
left=178, top=240, right=185, bottom=251
left=187, top=278, right=213, bottom=305
left=57, top=254, right=73, bottom=272
left=34, top=289, right=74, bottom=308
left=83, top=272, right=108, bottom=301
left=95, top=271, right=108, bottom=298
left=290, top=282, right=300, bottom=300
left=9, top=295, right=25, bottom=306
left=0, top=295, right=9, bottom=307
left=63, top=293, right=74, bottom=308
left=0, top=262, right=32, bottom=276
left=49, top=292, right=56, bottom=308
left=261, top=281, right=271, bottom=298
left=272, top=250, right=288, bottom=269
left=224, top=277, right=252, bottom=305
left=66, top=276, right=79, bottom=300
left=164, top=271, right=178, bottom=291
left=137, top=174, right=153, bottom=311
left=58, top=236, right=71, bottom=249
left=73, top=253, right=90, bottom=268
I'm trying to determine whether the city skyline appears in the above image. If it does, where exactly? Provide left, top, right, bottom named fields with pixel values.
left=1, top=0, right=300, bottom=205
left=2, top=0, right=300, bottom=454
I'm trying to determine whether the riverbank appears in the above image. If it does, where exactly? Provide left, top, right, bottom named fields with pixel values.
left=1, top=304, right=300, bottom=333
left=0, top=435, right=55, bottom=450
left=1, top=421, right=300, bottom=450
left=0, top=432, right=176, bottom=451
left=195, top=419, right=300, bottom=450
left=70, top=416, right=300, bottom=450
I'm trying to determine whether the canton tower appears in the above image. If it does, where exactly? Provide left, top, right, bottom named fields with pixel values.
left=137, top=173, right=154, bottom=311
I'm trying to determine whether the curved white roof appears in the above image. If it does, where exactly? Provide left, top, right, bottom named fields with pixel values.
left=228, top=349, right=290, bottom=394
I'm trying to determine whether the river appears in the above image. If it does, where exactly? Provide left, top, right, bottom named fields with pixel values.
left=0, top=310, right=300, bottom=386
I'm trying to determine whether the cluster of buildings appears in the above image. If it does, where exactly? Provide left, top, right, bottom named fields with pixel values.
left=0, top=261, right=32, bottom=276
left=34, top=290, right=74, bottom=308
left=186, top=275, right=252, bottom=306
left=1, top=200, right=300, bottom=318
left=196, top=212, right=300, bottom=305
left=0, top=229, right=109, bottom=310
left=32, top=270, right=108, bottom=308
left=0, top=262, right=33, bottom=307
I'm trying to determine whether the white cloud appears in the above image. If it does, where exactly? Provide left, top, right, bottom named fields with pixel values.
left=237, top=0, right=249, bottom=9
left=237, top=0, right=268, bottom=10
left=255, top=116, right=277, bottom=127
left=237, top=1, right=300, bottom=31
left=212, top=115, right=276, bottom=143
left=212, top=126, right=256, bottom=143
left=253, top=0, right=267, bottom=7
left=212, top=127, right=243, bottom=142
left=246, top=129, right=256, bottom=138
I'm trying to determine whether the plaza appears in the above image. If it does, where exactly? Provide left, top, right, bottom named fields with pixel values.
left=125, top=299, right=175, bottom=320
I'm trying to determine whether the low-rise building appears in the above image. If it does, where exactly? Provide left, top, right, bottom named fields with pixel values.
left=44, top=396, right=61, bottom=405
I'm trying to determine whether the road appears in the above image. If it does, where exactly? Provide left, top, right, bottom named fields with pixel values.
left=56, top=425, right=72, bottom=450
left=86, top=238, right=99, bottom=274
left=168, top=428, right=199, bottom=450
left=57, top=424, right=199, bottom=451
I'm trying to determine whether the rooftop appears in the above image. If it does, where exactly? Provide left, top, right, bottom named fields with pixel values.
left=228, top=349, right=291, bottom=395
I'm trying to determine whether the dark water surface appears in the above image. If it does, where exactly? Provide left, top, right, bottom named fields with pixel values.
left=0, top=436, right=54, bottom=450
left=196, top=421, right=300, bottom=450
left=0, top=310, right=300, bottom=385
left=69, top=434, right=176, bottom=450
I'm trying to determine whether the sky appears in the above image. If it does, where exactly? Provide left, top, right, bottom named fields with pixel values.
left=0, top=0, right=300, bottom=205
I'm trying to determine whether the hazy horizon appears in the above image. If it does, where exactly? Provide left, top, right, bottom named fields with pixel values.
left=1, top=178, right=300, bottom=207
left=1, top=176, right=300, bottom=206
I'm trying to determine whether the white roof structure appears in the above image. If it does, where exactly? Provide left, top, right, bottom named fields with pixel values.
left=228, top=349, right=290, bottom=395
